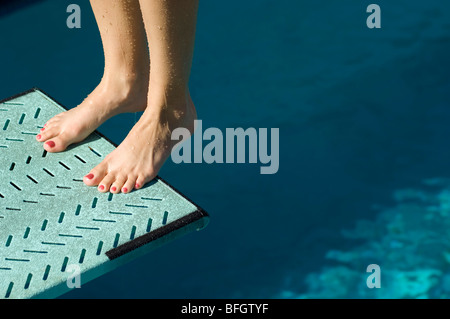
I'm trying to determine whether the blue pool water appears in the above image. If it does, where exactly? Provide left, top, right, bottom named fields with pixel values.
left=1, top=0, right=450, bottom=298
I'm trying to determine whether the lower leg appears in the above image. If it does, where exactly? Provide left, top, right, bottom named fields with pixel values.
left=140, top=0, right=199, bottom=97
left=37, top=0, right=149, bottom=152
left=92, top=0, right=150, bottom=87
left=84, top=0, right=199, bottom=193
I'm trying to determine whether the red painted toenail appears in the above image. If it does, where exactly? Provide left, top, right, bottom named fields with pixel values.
left=85, top=174, right=94, bottom=179
left=40, top=128, right=45, bottom=131
left=122, top=187, right=128, bottom=193
left=111, top=186, right=117, bottom=192
left=135, top=183, right=140, bottom=189
left=37, top=135, right=41, bottom=140
left=46, top=141, right=55, bottom=148
left=99, top=185, right=105, bottom=191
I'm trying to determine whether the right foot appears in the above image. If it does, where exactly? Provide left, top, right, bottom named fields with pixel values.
left=36, top=76, right=148, bottom=152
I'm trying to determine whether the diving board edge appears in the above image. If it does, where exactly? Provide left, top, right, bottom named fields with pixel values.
left=34, top=210, right=208, bottom=299
left=1, top=87, right=210, bottom=299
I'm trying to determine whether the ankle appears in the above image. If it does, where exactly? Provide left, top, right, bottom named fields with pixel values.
left=144, top=84, right=194, bottom=124
left=149, top=77, right=189, bottom=103
left=101, top=71, right=149, bottom=101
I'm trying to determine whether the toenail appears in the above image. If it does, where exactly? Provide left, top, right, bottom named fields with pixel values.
left=135, top=183, right=140, bottom=189
left=46, top=141, right=55, bottom=148
left=99, top=185, right=105, bottom=191
left=111, top=186, right=117, bottom=192
left=85, top=173, right=94, bottom=179
left=122, top=187, right=128, bottom=193
left=37, top=135, right=41, bottom=140
left=40, top=128, right=45, bottom=131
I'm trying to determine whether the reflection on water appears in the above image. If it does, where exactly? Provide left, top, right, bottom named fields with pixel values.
left=282, top=178, right=450, bottom=298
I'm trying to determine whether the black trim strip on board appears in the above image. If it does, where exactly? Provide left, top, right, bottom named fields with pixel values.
left=1, top=87, right=210, bottom=260
left=0, top=87, right=36, bottom=104
left=105, top=209, right=208, bottom=260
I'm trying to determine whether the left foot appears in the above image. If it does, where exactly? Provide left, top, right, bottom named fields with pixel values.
left=36, top=74, right=148, bottom=153
left=83, top=89, right=196, bottom=193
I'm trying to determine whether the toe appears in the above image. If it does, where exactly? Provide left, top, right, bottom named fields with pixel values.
left=37, top=125, right=59, bottom=142
left=134, top=175, right=148, bottom=190
left=43, top=135, right=68, bottom=153
left=45, top=116, right=60, bottom=126
left=84, top=164, right=108, bottom=187
left=110, top=175, right=127, bottom=194
left=42, top=116, right=59, bottom=128
left=137, top=169, right=159, bottom=190
left=121, top=176, right=137, bottom=194
left=110, top=185, right=119, bottom=194
left=98, top=173, right=116, bottom=193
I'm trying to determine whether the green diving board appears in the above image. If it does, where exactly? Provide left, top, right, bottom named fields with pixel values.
left=0, top=88, right=209, bottom=299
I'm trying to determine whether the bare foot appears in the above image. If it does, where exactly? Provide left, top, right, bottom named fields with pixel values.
left=36, top=75, right=148, bottom=152
left=83, top=89, right=196, bottom=194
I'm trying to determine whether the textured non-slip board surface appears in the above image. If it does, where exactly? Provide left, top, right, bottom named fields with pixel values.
left=0, top=88, right=209, bottom=299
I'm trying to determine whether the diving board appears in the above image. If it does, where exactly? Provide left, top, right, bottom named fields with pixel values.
left=0, top=88, right=209, bottom=299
